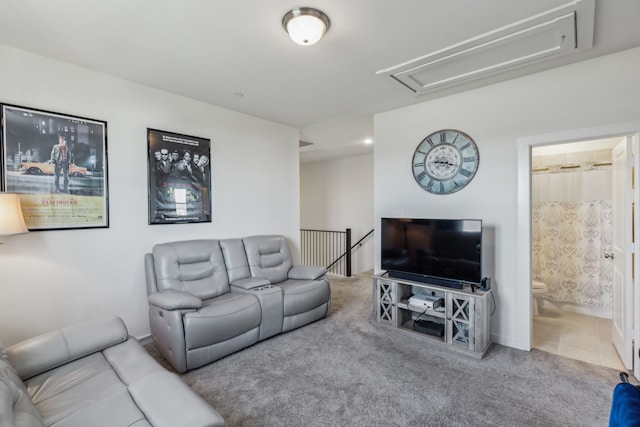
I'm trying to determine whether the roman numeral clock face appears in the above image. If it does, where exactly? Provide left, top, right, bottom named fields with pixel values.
left=412, top=129, right=479, bottom=194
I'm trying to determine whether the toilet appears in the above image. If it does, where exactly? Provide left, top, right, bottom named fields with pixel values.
left=532, top=280, right=548, bottom=316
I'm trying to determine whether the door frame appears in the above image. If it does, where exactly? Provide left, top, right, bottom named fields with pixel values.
left=612, top=137, right=634, bottom=369
left=516, top=121, right=640, bottom=376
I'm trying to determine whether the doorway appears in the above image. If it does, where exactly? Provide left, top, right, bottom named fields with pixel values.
left=516, top=122, right=640, bottom=379
left=529, top=137, right=623, bottom=370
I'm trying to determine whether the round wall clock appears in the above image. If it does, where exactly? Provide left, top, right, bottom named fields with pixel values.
left=411, top=129, right=479, bottom=194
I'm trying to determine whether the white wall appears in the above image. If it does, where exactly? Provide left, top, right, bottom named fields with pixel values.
left=300, top=154, right=374, bottom=274
left=0, top=46, right=300, bottom=346
left=374, top=47, right=640, bottom=349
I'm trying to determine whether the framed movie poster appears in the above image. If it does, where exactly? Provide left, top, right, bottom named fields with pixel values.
left=0, top=104, right=109, bottom=230
left=147, top=128, right=211, bottom=224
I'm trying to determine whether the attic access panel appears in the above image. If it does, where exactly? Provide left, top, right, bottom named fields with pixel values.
left=377, top=0, right=595, bottom=95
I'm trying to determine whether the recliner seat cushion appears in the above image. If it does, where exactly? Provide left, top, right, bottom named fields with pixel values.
left=279, top=279, right=330, bottom=316
left=25, top=352, right=147, bottom=427
left=184, top=292, right=261, bottom=349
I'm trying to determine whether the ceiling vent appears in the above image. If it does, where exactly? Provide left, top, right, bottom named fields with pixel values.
left=299, top=140, right=314, bottom=148
left=377, top=0, right=595, bottom=96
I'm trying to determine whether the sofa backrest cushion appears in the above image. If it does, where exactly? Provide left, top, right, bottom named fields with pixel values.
left=243, top=235, right=292, bottom=284
left=6, top=317, right=128, bottom=381
left=220, top=238, right=251, bottom=283
left=152, top=239, right=230, bottom=299
left=0, top=343, right=45, bottom=427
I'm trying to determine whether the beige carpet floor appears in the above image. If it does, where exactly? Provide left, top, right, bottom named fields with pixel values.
left=146, top=273, right=621, bottom=426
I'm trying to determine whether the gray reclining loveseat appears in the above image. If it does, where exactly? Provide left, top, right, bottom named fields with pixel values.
left=0, top=316, right=225, bottom=427
left=144, top=235, right=330, bottom=373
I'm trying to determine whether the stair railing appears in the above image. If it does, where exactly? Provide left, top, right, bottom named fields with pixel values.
left=300, top=228, right=373, bottom=277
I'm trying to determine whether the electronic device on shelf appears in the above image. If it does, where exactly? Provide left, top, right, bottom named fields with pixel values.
left=412, top=319, right=445, bottom=337
left=408, top=293, right=443, bottom=310
left=380, top=217, right=482, bottom=290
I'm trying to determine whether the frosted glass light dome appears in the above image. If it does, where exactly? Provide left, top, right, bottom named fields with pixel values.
left=283, top=8, right=330, bottom=46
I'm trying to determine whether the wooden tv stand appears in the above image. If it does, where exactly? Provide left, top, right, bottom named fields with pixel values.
left=372, top=273, right=492, bottom=358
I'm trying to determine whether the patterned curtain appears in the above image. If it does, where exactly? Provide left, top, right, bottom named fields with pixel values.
left=531, top=200, right=613, bottom=306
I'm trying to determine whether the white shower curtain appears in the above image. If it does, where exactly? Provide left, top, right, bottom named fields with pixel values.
left=531, top=166, right=613, bottom=307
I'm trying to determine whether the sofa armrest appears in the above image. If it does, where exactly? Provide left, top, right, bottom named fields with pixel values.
left=6, top=316, right=128, bottom=380
left=148, top=290, right=202, bottom=310
left=230, top=277, right=271, bottom=290
left=289, top=265, right=327, bottom=280
left=129, top=371, right=225, bottom=427
left=144, top=252, right=159, bottom=295
left=103, top=339, right=225, bottom=426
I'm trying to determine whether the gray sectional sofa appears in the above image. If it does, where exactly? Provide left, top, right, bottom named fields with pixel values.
left=0, top=316, right=225, bottom=427
left=144, top=235, right=331, bottom=373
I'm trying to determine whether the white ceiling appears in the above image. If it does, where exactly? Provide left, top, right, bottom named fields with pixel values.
left=1, top=1, right=639, bottom=163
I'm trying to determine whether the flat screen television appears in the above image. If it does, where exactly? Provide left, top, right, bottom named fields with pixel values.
left=380, top=218, right=482, bottom=289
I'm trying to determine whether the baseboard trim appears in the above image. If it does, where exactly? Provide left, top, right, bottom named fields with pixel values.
left=491, top=333, right=529, bottom=351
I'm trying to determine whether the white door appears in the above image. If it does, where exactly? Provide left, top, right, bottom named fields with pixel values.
left=612, top=137, right=633, bottom=369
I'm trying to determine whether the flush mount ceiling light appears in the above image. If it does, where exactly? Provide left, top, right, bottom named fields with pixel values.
left=282, top=7, right=330, bottom=46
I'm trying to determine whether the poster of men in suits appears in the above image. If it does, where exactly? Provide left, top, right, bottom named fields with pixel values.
left=147, top=128, right=211, bottom=224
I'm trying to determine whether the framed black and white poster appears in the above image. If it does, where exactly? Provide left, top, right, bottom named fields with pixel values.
left=147, top=128, right=211, bottom=224
left=0, top=104, right=109, bottom=230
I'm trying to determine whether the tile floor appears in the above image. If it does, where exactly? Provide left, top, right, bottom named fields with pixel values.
left=533, top=303, right=627, bottom=371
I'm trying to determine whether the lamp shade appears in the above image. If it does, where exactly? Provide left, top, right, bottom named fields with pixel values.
left=283, top=8, right=330, bottom=46
left=0, top=193, right=29, bottom=236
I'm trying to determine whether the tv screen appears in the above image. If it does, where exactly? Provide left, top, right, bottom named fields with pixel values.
left=380, top=218, right=482, bottom=287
